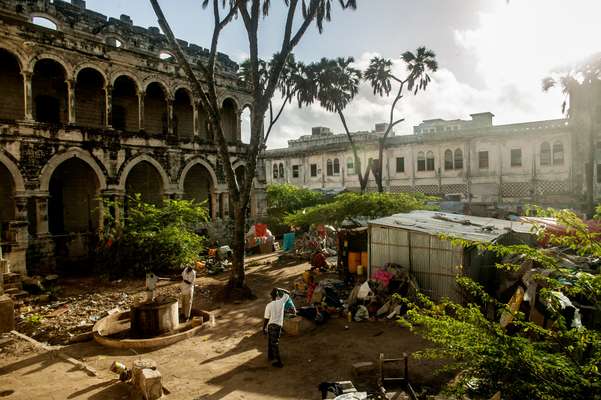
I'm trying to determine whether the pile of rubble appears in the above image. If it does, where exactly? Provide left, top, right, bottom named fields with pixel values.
left=14, top=280, right=204, bottom=345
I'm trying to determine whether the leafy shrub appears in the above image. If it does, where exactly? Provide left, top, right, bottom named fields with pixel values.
left=266, top=183, right=325, bottom=235
left=96, top=195, right=208, bottom=276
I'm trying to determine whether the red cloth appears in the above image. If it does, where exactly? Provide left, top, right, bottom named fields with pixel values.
left=311, top=252, right=327, bottom=269
left=255, top=223, right=267, bottom=237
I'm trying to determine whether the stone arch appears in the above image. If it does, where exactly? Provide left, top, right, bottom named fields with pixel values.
left=29, top=53, right=72, bottom=79
left=0, top=48, right=25, bottom=120
left=0, top=45, right=26, bottom=71
left=39, top=148, right=107, bottom=193
left=172, top=84, right=193, bottom=99
left=180, top=159, right=216, bottom=217
left=178, top=157, right=219, bottom=192
left=221, top=97, right=238, bottom=142
left=173, top=87, right=194, bottom=140
left=142, top=78, right=171, bottom=98
left=112, top=74, right=139, bottom=132
left=119, top=154, right=171, bottom=191
left=144, top=81, right=169, bottom=135
left=0, top=151, right=25, bottom=193
left=30, top=13, right=62, bottom=31
left=31, top=57, right=69, bottom=124
left=109, top=70, right=142, bottom=89
left=75, top=67, right=106, bottom=127
left=240, top=104, right=252, bottom=144
left=73, top=63, right=108, bottom=84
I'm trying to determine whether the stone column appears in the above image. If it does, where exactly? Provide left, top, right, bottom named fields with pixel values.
left=236, top=110, right=242, bottom=142
left=138, top=91, right=145, bottom=131
left=66, top=78, right=76, bottom=124
left=104, top=84, right=113, bottom=128
left=192, top=103, right=199, bottom=137
left=167, top=98, right=174, bottom=136
left=33, top=194, right=49, bottom=236
left=22, top=71, right=33, bottom=121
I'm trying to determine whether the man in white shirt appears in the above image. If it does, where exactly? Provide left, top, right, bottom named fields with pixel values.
left=181, top=265, right=196, bottom=321
left=263, top=288, right=290, bottom=368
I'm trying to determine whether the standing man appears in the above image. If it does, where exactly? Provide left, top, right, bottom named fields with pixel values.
left=180, top=264, right=196, bottom=321
left=263, top=288, right=289, bottom=368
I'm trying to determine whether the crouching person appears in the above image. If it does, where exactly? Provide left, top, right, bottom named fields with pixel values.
left=263, top=288, right=290, bottom=368
left=180, top=264, right=196, bottom=321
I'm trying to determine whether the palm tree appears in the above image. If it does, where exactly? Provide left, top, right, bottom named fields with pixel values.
left=543, top=57, right=601, bottom=215
left=365, top=47, right=438, bottom=192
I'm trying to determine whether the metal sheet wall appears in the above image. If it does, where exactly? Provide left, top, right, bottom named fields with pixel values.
left=369, top=224, right=465, bottom=302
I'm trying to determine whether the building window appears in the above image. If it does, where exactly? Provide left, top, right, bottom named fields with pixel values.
left=326, top=159, right=333, bottom=176
left=553, top=141, right=564, bottom=165
left=333, top=158, right=340, bottom=175
left=511, top=149, right=522, bottom=167
left=417, top=151, right=426, bottom=172
left=426, top=151, right=435, bottom=171
left=540, top=142, right=551, bottom=166
left=279, top=163, right=284, bottom=178
left=444, top=149, right=453, bottom=170
left=292, top=165, right=299, bottom=178
left=478, top=151, right=489, bottom=169
left=310, top=164, right=318, bottom=177
left=454, top=148, right=463, bottom=170
left=396, top=157, right=405, bottom=173
left=347, top=158, right=354, bottom=175
left=273, top=163, right=278, bottom=179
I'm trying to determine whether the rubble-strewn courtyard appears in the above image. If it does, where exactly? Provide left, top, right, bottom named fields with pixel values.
left=1, top=256, right=452, bottom=399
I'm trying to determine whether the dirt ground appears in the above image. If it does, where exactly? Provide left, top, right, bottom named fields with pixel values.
left=0, top=255, right=451, bottom=400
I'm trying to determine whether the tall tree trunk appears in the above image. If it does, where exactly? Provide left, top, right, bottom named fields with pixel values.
left=229, top=204, right=247, bottom=288
left=338, top=108, right=369, bottom=193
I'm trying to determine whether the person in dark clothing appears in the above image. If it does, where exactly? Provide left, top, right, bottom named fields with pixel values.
left=262, top=288, right=289, bottom=368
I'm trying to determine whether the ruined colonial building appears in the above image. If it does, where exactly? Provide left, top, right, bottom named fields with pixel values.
left=0, top=0, right=260, bottom=274
left=265, top=112, right=580, bottom=215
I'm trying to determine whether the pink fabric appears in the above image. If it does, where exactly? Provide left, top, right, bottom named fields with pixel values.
left=373, top=270, right=394, bottom=288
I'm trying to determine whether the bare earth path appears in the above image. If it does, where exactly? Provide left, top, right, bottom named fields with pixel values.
left=0, top=257, right=446, bottom=399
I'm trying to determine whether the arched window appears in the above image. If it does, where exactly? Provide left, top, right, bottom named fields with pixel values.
left=426, top=151, right=435, bottom=171
left=333, top=158, right=340, bottom=175
left=553, top=141, right=564, bottom=165
left=444, top=149, right=453, bottom=170
left=417, top=151, right=426, bottom=172
left=347, top=157, right=354, bottom=175
left=454, top=149, right=463, bottom=170
left=32, top=16, right=58, bottom=30
left=279, top=163, right=284, bottom=178
left=273, top=164, right=278, bottom=179
left=327, top=159, right=333, bottom=176
left=540, top=142, right=551, bottom=166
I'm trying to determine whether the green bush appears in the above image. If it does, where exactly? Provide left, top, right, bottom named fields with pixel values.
left=96, top=195, right=208, bottom=276
left=266, top=183, right=325, bottom=235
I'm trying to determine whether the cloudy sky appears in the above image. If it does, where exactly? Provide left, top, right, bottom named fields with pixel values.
left=87, top=0, right=601, bottom=148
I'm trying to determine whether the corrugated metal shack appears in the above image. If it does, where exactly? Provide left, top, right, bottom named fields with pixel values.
left=368, top=211, right=534, bottom=302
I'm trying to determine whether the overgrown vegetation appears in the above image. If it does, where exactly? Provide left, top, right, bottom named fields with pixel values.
left=96, top=195, right=208, bottom=276
left=266, top=184, right=325, bottom=235
left=398, top=208, right=601, bottom=399
left=283, top=191, right=435, bottom=228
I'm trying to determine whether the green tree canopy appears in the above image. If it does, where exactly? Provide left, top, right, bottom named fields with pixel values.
left=283, top=191, right=435, bottom=228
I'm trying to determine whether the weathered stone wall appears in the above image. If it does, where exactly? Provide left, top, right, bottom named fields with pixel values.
left=0, top=0, right=265, bottom=275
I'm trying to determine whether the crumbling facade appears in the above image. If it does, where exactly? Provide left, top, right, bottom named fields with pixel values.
left=0, top=0, right=260, bottom=274
left=265, top=113, right=578, bottom=215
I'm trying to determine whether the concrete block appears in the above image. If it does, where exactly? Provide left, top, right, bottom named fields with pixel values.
left=139, top=368, right=162, bottom=400
left=0, top=295, right=15, bottom=333
left=132, top=359, right=157, bottom=386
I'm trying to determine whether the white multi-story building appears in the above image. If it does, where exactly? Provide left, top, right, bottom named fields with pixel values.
left=264, top=113, right=575, bottom=214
